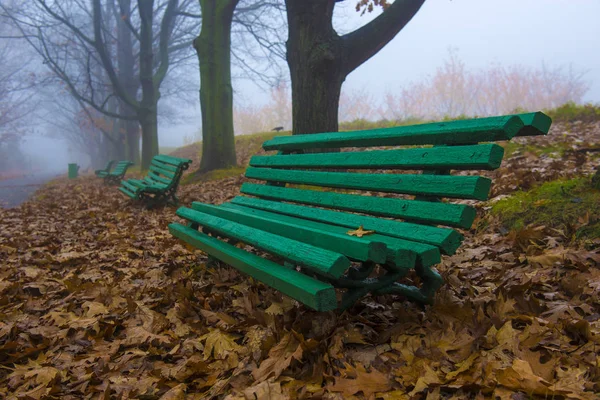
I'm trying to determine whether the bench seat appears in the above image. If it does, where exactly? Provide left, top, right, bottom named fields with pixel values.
left=119, top=154, right=191, bottom=207
left=99, top=160, right=134, bottom=184
left=170, top=112, right=552, bottom=311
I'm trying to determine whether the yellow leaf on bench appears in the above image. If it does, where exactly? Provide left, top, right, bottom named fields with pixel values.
left=346, top=225, right=375, bottom=238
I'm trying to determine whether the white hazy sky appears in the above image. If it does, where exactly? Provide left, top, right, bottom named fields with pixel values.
left=159, top=0, right=600, bottom=147
left=26, top=0, right=600, bottom=168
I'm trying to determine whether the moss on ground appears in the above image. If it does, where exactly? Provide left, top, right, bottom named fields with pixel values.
left=489, top=177, right=600, bottom=241
left=501, top=140, right=572, bottom=158
left=181, top=166, right=246, bottom=185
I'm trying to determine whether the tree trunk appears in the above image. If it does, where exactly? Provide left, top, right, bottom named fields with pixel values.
left=138, top=0, right=159, bottom=170
left=139, top=109, right=159, bottom=169
left=118, top=0, right=141, bottom=164
left=286, top=0, right=345, bottom=135
left=285, top=0, right=426, bottom=136
left=195, top=0, right=238, bottom=172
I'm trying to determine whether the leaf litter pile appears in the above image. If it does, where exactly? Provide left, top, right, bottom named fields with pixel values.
left=1, top=122, right=600, bottom=399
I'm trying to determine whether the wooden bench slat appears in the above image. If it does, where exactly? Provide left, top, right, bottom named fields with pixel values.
left=246, top=167, right=492, bottom=200
left=121, top=180, right=140, bottom=193
left=241, top=183, right=476, bottom=229
left=220, top=203, right=440, bottom=267
left=230, top=196, right=462, bottom=255
left=176, top=207, right=350, bottom=279
left=149, top=165, right=176, bottom=179
left=262, top=115, right=524, bottom=151
left=147, top=172, right=172, bottom=186
left=250, top=144, right=504, bottom=171
left=118, top=186, right=137, bottom=198
left=169, top=223, right=338, bottom=311
left=514, top=112, right=552, bottom=137
left=190, top=201, right=389, bottom=264
left=151, top=159, right=179, bottom=173
left=154, top=154, right=192, bottom=166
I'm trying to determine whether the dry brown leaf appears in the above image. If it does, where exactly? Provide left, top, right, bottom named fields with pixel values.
left=252, top=332, right=303, bottom=382
left=329, top=363, right=392, bottom=397
left=346, top=225, right=375, bottom=237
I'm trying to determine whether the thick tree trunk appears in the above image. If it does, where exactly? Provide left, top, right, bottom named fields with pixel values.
left=286, top=0, right=345, bottom=135
left=195, top=0, right=238, bottom=172
left=285, top=0, right=426, bottom=136
left=118, top=0, right=141, bottom=164
left=139, top=110, right=159, bottom=169
left=138, top=0, right=160, bottom=170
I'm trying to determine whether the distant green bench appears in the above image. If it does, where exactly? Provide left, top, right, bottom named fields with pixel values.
left=95, top=160, right=115, bottom=177
left=96, top=160, right=134, bottom=185
left=119, top=154, right=191, bottom=207
left=169, top=112, right=552, bottom=311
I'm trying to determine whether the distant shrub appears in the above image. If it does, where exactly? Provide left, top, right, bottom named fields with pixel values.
left=339, top=117, right=425, bottom=131
left=545, top=102, right=600, bottom=123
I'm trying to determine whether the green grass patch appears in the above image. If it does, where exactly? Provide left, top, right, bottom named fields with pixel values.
left=545, top=102, right=600, bottom=123
left=182, top=166, right=246, bottom=185
left=501, top=141, right=571, bottom=158
left=159, top=146, right=178, bottom=155
left=489, top=177, right=600, bottom=240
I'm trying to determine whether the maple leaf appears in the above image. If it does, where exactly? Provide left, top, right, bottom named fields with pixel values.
left=495, top=359, right=557, bottom=396
left=329, top=363, right=392, bottom=397
left=346, top=225, right=375, bottom=237
left=201, top=328, right=243, bottom=361
left=252, top=332, right=304, bottom=382
left=159, top=383, right=187, bottom=400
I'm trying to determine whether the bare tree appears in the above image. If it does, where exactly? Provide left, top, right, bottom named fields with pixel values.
left=194, top=0, right=286, bottom=172
left=0, top=8, right=41, bottom=172
left=285, top=0, right=425, bottom=135
left=2, top=0, right=201, bottom=169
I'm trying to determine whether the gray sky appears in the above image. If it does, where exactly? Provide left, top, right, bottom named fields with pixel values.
left=25, top=0, right=600, bottom=167
left=159, top=0, right=600, bottom=147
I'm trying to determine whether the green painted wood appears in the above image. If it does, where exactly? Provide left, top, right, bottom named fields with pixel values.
left=154, top=154, right=192, bottom=166
left=176, top=207, right=350, bottom=278
left=262, top=115, right=524, bottom=151
left=149, top=165, right=175, bottom=179
left=141, top=178, right=169, bottom=190
left=169, top=223, right=338, bottom=311
left=190, top=201, right=388, bottom=264
left=95, top=160, right=115, bottom=176
left=250, top=144, right=505, bottom=171
left=240, top=183, right=476, bottom=229
left=515, top=112, right=552, bottom=137
left=245, top=167, right=492, bottom=200
left=220, top=203, right=440, bottom=267
left=118, top=186, right=137, bottom=198
left=230, top=196, right=463, bottom=255
left=121, top=180, right=140, bottom=193
left=147, top=172, right=172, bottom=186
left=151, top=159, right=179, bottom=173
left=127, top=179, right=146, bottom=189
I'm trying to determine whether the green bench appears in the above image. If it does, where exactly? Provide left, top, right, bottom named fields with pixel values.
left=169, top=112, right=552, bottom=311
left=119, top=154, right=191, bottom=207
left=94, top=160, right=115, bottom=177
left=96, top=160, right=134, bottom=185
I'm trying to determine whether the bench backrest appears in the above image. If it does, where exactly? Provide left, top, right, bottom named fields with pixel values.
left=242, top=112, right=551, bottom=249
left=104, top=160, right=116, bottom=172
left=146, top=154, right=192, bottom=189
left=111, top=161, right=133, bottom=175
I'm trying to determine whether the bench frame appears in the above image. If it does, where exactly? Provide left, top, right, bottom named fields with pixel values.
left=101, top=161, right=134, bottom=185
left=119, top=154, right=191, bottom=208
left=170, top=112, right=551, bottom=311
left=94, top=160, right=115, bottom=177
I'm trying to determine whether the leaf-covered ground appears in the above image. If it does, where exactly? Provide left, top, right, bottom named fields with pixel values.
left=0, top=122, right=599, bottom=399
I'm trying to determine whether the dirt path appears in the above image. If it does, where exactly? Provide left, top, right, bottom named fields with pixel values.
left=0, top=172, right=61, bottom=208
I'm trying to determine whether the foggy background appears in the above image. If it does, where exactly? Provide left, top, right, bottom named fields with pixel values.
left=4, top=0, right=600, bottom=173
